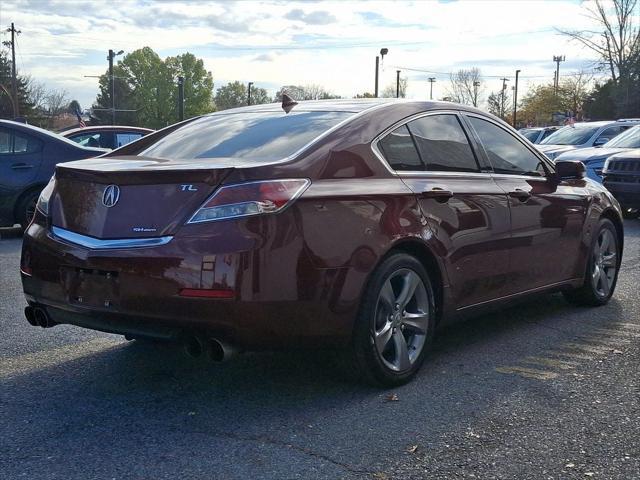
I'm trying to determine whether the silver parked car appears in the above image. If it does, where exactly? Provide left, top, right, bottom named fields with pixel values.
left=537, top=119, right=640, bottom=160
left=518, top=126, right=559, bottom=144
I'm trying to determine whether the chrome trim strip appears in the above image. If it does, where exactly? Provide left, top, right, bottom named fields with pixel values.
left=51, top=226, right=173, bottom=250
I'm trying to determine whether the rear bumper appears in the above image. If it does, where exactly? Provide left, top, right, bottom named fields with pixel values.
left=21, top=215, right=359, bottom=349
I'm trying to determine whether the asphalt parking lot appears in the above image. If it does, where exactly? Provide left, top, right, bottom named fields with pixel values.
left=1, top=221, right=639, bottom=480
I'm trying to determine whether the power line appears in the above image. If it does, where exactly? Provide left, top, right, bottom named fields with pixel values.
left=388, top=64, right=604, bottom=79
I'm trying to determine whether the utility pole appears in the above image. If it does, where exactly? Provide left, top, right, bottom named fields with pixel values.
left=513, top=69, right=521, bottom=127
left=177, top=76, right=184, bottom=121
left=500, top=77, right=510, bottom=119
left=396, top=70, right=401, bottom=98
left=428, top=77, right=436, bottom=100
left=375, top=48, right=388, bottom=98
left=3, top=23, right=21, bottom=117
left=553, top=55, right=565, bottom=95
left=107, top=49, right=123, bottom=125
left=247, top=82, right=253, bottom=106
left=473, top=80, right=481, bottom=107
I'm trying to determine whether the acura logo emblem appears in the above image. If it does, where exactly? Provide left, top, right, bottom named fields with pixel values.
left=102, top=184, right=120, bottom=208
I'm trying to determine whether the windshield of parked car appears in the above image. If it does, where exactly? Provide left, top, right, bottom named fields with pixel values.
left=540, top=125, right=601, bottom=145
left=139, top=111, right=352, bottom=161
left=604, top=126, right=640, bottom=148
left=519, top=129, right=540, bottom=142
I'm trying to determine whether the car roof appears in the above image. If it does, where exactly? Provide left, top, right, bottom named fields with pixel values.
left=203, top=98, right=489, bottom=117
left=0, top=119, right=95, bottom=148
left=62, top=125, right=153, bottom=136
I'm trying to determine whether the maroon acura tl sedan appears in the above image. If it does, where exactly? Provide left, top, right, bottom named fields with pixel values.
left=21, top=99, right=624, bottom=385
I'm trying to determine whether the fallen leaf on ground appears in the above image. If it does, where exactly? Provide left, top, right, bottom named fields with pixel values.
left=612, top=349, right=623, bottom=354
left=406, top=445, right=418, bottom=454
left=385, top=393, right=399, bottom=402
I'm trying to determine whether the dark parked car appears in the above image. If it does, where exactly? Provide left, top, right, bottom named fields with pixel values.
left=0, top=119, right=105, bottom=229
left=603, top=149, right=640, bottom=217
left=21, top=100, right=624, bottom=386
left=518, top=126, right=559, bottom=144
left=63, top=125, right=153, bottom=150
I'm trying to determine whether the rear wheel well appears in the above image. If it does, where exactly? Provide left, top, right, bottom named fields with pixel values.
left=386, top=240, right=444, bottom=325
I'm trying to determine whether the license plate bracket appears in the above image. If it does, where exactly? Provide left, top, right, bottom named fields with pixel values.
left=61, top=267, right=120, bottom=309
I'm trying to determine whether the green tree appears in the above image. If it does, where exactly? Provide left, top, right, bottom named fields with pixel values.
left=354, top=92, right=376, bottom=98
left=214, top=81, right=248, bottom=110
left=0, top=51, right=35, bottom=119
left=92, top=47, right=214, bottom=128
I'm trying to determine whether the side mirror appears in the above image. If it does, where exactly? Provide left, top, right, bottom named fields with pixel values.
left=555, top=160, right=586, bottom=180
left=593, top=137, right=609, bottom=146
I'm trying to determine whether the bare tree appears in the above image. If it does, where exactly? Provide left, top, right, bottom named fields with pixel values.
left=24, top=76, right=47, bottom=111
left=559, top=71, right=594, bottom=117
left=45, top=89, right=69, bottom=117
left=446, top=68, right=483, bottom=106
left=487, top=88, right=512, bottom=119
left=557, top=0, right=639, bottom=83
left=381, top=77, right=408, bottom=98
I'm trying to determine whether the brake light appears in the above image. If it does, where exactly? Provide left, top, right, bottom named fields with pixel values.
left=187, top=179, right=310, bottom=224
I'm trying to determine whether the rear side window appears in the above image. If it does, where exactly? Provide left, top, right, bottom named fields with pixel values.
left=139, top=111, right=351, bottom=161
left=116, top=132, right=143, bottom=148
left=407, top=115, right=479, bottom=172
left=468, top=116, right=546, bottom=176
left=378, top=125, right=423, bottom=171
left=0, top=128, right=42, bottom=154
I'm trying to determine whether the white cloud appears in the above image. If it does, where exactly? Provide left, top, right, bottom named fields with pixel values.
left=0, top=0, right=618, bottom=108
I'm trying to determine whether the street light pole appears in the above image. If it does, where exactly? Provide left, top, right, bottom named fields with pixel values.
left=107, top=49, right=124, bottom=125
left=472, top=80, right=481, bottom=107
left=513, top=69, right=521, bottom=127
left=396, top=70, right=400, bottom=98
left=247, top=82, right=253, bottom=106
left=375, top=48, right=388, bottom=98
left=177, top=76, right=184, bottom=121
left=553, top=55, right=565, bottom=95
left=428, top=77, right=436, bottom=100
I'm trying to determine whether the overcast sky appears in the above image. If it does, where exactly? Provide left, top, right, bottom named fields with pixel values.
left=0, top=0, right=617, bottom=109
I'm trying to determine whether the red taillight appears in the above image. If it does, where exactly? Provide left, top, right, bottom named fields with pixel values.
left=187, top=179, right=310, bottom=224
left=179, top=288, right=235, bottom=299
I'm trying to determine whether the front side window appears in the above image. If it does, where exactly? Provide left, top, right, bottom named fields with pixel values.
left=71, top=133, right=103, bottom=148
left=468, top=116, right=546, bottom=176
left=605, top=126, right=640, bottom=148
left=596, top=126, right=627, bottom=144
left=140, top=111, right=352, bottom=162
left=407, top=115, right=479, bottom=172
left=378, top=125, right=423, bottom=171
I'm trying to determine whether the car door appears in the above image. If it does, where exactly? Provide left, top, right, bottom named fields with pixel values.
left=464, top=114, right=588, bottom=294
left=376, top=112, right=512, bottom=308
left=0, top=127, right=44, bottom=189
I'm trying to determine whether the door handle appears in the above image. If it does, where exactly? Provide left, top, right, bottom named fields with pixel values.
left=508, top=189, right=531, bottom=201
left=421, top=188, right=453, bottom=203
left=11, top=163, right=34, bottom=170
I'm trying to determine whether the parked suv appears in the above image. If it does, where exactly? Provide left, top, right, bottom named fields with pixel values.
left=0, top=120, right=105, bottom=229
left=538, top=119, right=640, bottom=160
left=555, top=125, right=640, bottom=182
left=603, top=149, right=640, bottom=217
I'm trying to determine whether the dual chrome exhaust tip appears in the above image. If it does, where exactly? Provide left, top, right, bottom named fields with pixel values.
left=24, top=306, right=56, bottom=328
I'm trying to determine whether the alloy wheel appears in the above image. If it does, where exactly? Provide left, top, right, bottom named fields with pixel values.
left=373, top=268, right=429, bottom=372
left=591, top=228, right=617, bottom=298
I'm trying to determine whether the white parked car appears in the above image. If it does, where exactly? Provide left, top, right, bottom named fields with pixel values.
left=537, top=119, right=640, bottom=160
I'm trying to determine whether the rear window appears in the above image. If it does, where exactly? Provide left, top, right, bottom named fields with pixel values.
left=139, top=111, right=351, bottom=161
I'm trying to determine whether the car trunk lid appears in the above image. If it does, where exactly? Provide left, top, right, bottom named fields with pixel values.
left=51, top=156, right=236, bottom=239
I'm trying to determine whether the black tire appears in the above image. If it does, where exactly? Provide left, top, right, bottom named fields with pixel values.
left=563, top=218, right=620, bottom=306
left=348, top=253, right=436, bottom=387
left=17, top=190, right=40, bottom=231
